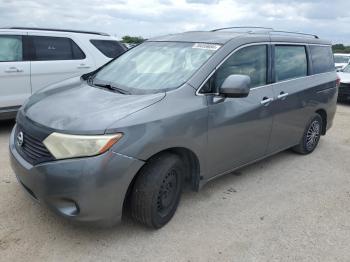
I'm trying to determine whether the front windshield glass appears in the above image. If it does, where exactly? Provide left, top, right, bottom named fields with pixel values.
left=93, top=41, right=220, bottom=94
left=343, top=64, right=350, bottom=73
left=334, top=55, right=350, bottom=64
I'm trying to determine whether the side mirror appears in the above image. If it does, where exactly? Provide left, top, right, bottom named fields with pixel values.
left=219, top=75, right=251, bottom=98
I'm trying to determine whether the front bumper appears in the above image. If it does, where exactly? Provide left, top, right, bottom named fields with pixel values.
left=9, top=126, right=144, bottom=226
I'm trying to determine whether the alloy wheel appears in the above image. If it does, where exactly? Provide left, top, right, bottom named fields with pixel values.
left=306, top=120, right=321, bottom=151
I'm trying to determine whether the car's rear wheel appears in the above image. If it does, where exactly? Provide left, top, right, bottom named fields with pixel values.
left=292, top=114, right=322, bottom=155
left=130, top=152, right=184, bottom=229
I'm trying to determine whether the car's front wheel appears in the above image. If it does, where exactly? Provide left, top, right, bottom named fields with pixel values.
left=130, top=152, right=184, bottom=229
left=292, top=114, right=323, bottom=155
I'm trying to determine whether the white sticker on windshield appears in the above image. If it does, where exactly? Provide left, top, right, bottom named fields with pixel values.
left=192, top=43, right=221, bottom=51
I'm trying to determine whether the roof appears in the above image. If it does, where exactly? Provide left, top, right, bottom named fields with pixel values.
left=0, top=27, right=110, bottom=36
left=149, top=28, right=331, bottom=46
left=150, top=31, right=242, bottom=44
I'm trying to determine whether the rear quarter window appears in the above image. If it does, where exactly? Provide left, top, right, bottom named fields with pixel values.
left=90, top=40, right=126, bottom=58
left=310, top=46, right=335, bottom=74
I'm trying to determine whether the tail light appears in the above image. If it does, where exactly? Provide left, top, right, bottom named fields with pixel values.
left=336, top=75, right=341, bottom=88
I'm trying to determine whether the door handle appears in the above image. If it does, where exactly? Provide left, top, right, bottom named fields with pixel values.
left=5, top=67, right=23, bottom=73
left=277, top=92, right=289, bottom=100
left=261, top=97, right=273, bottom=106
left=77, top=64, right=91, bottom=69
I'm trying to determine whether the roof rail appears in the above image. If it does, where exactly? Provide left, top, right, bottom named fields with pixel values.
left=211, top=26, right=273, bottom=32
left=1, top=27, right=110, bottom=36
left=210, top=27, right=319, bottom=39
left=270, top=30, right=319, bottom=39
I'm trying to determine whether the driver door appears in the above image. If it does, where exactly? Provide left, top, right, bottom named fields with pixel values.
left=205, top=44, right=275, bottom=177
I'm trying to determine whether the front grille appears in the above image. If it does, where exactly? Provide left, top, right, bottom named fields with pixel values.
left=15, top=125, right=54, bottom=165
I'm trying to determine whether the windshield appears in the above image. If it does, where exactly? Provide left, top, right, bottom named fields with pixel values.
left=93, top=41, right=220, bottom=94
left=343, top=64, right=350, bottom=73
left=334, top=55, right=350, bottom=64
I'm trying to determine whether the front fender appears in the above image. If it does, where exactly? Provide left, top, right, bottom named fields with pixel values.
left=108, top=85, right=209, bottom=178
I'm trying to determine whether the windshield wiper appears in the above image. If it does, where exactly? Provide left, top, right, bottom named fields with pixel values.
left=93, top=83, right=131, bottom=95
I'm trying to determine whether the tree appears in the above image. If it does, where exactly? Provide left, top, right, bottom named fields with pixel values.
left=333, top=44, right=350, bottom=54
left=121, top=36, right=145, bottom=44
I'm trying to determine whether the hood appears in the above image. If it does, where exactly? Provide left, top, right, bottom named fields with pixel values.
left=338, top=72, right=350, bottom=84
left=22, top=77, right=165, bottom=134
left=335, top=63, right=348, bottom=68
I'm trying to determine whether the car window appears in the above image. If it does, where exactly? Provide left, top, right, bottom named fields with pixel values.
left=334, top=55, right=350, bottom=64
left=0, top=35, right=23, bottom=62
left=31, top=36, right=85, bottom=61
left=310, top=46, right=335, bottom=74
left=275, top=45, right=307, bottom=82
left=202, top=45, right=267, bottom=93
left=343, top=65, right=350, bottom=73
left=90, top=40, right=126, bottom=58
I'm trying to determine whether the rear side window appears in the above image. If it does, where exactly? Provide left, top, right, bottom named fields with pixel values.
left=310, top=46, right=335, bottom=74
left=90, top=40, right=126, bottom=58
left=0, top=35, right=23, bottom=62
left=275, top=45, right=307, bottom=82
left=213, top=45, right=267, bottom=89
left=31, top=36, right=85, bottom=61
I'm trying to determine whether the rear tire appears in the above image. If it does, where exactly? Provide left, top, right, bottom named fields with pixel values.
left=292, top=114, right=322, bottom=155
left=130, top=153, right=184, bottom=229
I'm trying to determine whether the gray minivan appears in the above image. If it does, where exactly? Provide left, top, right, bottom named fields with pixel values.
left=10, top=28, right=338, bottom=228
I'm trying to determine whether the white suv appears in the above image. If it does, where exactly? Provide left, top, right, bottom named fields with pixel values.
left=334, top=53, right=350, bottom=70
left=0, top=27, right=126, bottom=119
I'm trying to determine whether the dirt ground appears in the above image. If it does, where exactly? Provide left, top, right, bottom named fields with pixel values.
left=0, top=104, right=349, bottom=262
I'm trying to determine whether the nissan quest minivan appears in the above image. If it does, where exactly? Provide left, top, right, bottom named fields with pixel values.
left=10, top=28, right=338, bottom=229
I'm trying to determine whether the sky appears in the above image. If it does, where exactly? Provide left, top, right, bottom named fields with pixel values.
left=0, top=0, right=350, bottom=44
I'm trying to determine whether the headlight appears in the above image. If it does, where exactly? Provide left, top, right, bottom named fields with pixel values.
left=43, top=132, right=123, bottom=160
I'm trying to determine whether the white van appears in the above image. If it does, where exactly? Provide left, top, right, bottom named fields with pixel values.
left=0, top=27, right=126, bottom=119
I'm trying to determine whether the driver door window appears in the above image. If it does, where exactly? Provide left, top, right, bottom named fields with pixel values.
left=201, top=45, right=267, bottom=93
left=0, top=35, right=23, bottom=62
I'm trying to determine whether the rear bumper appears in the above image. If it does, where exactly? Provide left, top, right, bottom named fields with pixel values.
left=0, top=106, right=19, bottom=120
left=339, top=84, right=350, bottom=97
left=9, top=126, right=144, bottom=226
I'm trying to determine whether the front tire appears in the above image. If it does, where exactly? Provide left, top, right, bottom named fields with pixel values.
left=292, top=114, right=322, bottom=155
left=130, top=153, right=184, bottom=229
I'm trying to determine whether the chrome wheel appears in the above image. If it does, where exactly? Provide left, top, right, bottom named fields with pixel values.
left=306, top=120, right=320, bottom=151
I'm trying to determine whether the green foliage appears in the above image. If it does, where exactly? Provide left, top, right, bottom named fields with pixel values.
left=121, top=35, right=145, bottom=44
left=333, top=44, right=350, bottom=54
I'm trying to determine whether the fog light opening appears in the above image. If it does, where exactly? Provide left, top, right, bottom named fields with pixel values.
left=54, top=198, right=80, bottom=217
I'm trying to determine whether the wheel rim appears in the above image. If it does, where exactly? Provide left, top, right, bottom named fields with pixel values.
left=306, top=120, right=320, bottom=151
left=157, top=169, right=178, bottom=217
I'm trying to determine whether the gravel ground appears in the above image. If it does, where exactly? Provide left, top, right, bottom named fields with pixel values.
left=0, top=104, right=349, bottom=262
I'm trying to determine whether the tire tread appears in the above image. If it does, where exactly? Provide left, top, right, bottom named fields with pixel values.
left=292, top=114, right=322, bottom=155
left=130, top=153, right=183, bottom=228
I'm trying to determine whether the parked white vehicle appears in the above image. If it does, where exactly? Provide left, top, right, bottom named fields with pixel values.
left=337, top=64, right=350, bottom=101
left=0, top=27, right=126, bottom=119
left=334, top=53, right=350, bottom=70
